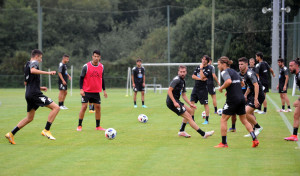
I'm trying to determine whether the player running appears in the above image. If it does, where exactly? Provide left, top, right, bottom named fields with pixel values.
left=277, top=58, right=292, bottom=112
left=5, top=49, right=60, bottom=144
left=58, top=54, right=71, bottom=110
left=166, top=65, right=214, bottom=138
left=132, top=58, right=147, bottom=108
left=214, top=56, right=259, bottom=148
left=284, top=58, right=300, bottom=141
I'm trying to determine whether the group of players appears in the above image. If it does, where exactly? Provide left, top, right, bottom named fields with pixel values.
left=4, top=49, right=300, bottom=148
left=166, top=53, right=300, bottom=148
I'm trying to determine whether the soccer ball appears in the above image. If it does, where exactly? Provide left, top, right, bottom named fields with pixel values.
left=202, top=111, right=206, bottom=118
left=105, top=128, right=117, bottom=140
left=217, top=109, right=223, bottom=116
left=138, top=114, right=148, bottom=123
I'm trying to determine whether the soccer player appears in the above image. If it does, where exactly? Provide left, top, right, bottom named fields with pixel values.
left=277, top=58, right=291, bottom=112
left=166, top=65, right=214, bottom=138
left=77, top=50, right=107, bottom=131
left=214, top=56, right=259, bottom=148
left=132, top=58, right=147, bottom=108
left=284, top=58, right=300, bottom=141
left=255, top=52, right=275, bottom=114
left=208, top=57, right=221, bottom=114
left=190, top=55, right=211, bottom=124
left=239, top=57, right=264, bottom=137
left=58, top=54, right=71, bottom=110
left=248, top=58, right=256, bottom=72
left=5, top=49, right=60, bottom=144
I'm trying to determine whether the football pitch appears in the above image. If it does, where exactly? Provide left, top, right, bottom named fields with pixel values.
left=0, top=88, right=300, bottom=176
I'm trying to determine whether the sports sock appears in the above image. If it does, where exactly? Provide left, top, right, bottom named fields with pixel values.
left=214, top=107, right=217, bottom=113
left=45, top=121, right=52, bottom=131
left=232, top=124, right=236, bottom=129
left=62, top=101, right=64, bottom=106
left=92, top=105, right=94, bottom=110
left=205, top=116, right=209, bottom=121
left=142, top=101, right=144, bottom=105
left=222, top=136, right=227, bottom=144
left=11, top=126, right=20, bottom=135
left=254, top=123, right=261, bottom=129
left=191, top=115, right=195, bottom=121
left=179, top=123, right=186, bottom=132
left=282, top=105, right=285, bottom=110
left=96, top=120, right=100, bottom=127
left=293, top=128, right=298, bottom=136
left=288, top=105, right=291, bottom=109
left=264, top=107, right=267, bottom=112
left=59, top=102, right=63, bottom=106
left=78, top=119, right=83, bottom=126
left=134, top=101, right=136, bottom=105
left=197, top=128, right=205, bottom=136
left=250, top=131, right=256, bottom=140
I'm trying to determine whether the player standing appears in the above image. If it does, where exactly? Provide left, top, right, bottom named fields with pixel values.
left=5, top=49, right=60, bottom=144
left=190, top=55, right=211, bottom=124
left=277, top=58, right=291, bottom=112
left=77, top=50, right=107, bottom=131
left=284, top=58, right=300, bottom=141
left=207, top=57, right=220, bottom=114
left=214, top=56, right=259, bottom=148
left=166, top=65, right=214, bottom=138
left=248, top=58, right=256, bottom=71
left=255, top=52, right=275, bottom=114
left=132, top=58, right=147, bottom=108
left=58, top=54, right=71, bottom=110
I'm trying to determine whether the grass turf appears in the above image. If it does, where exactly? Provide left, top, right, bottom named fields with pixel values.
left=0, top=88, right=299, bottom=176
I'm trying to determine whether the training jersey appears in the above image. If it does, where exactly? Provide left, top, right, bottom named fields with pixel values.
left=295, top=71, right=300, bottom=88
left=167, top=76, right=186, bottom=101
left=193, top=65, right=212, bottom=88
left=255, top=61, right=270, bottom=85
left=244, top=69, right=264, bottom=96
left=132, top=66, right=145, bottom=84
left=207, top=65, right=215, bottom=85
left=221, top=68, right=244, bottom=103
left=58, top=62, right=68, bottom=83
left=24, top=61, right=30, bottom=83
left=239, top=71, right=247, bottom=91
left=25, top=61, right=42, bottom=97
left=81, top=61, right=104, bottom=93
left=248, top=66, right=256, bottom=72
left=279, top=66, right=289, bottom=87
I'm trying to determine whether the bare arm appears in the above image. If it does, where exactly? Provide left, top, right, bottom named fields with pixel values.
left=253, top=82, right=260, bottom=108
left=283, top=75, right=289, bottom=91
left=270, top=68, right=275, bottom=77
left=212, top=73, right=220, bottom=86
left=182, top=92, right=197, bottom=109
left=218, top=79, right=232, bottom=93
left=31, top=68, right=56, bottom=75
left=168, top=87, right=179, bottom=107
left=58, top=72, right=66, bottom=85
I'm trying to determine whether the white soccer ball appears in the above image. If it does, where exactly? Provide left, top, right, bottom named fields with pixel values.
left=202, top=111, right=206, bottom=118
left=217, top=109, right=223, bottom=116
left=105, top=128, right=117, bottom=140
left=138, top=114, right=148, bottom=123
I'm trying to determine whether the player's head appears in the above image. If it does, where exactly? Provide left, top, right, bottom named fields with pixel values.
left=289, top=58, right=300, bottom=74
left=202, top=55, right=210, bottom=66
left=62, top=54, right=69, bottom=63
left=208, top=57, right=212, bottom=65
left=136, top=58, right=142, bottom=67
left=31, top=49, right=43, bottom=62
left=178, top=65, right=187, bottom=79
left=92, top=50, right=101, bottom=63
left=238, top=57, right=248, bottom=72
left=218, top=56, right=233, bottom=71
left=255, top=52, right=263, bottom=62
left=277, top=58, right=284, bottom=68
left=249, top=58, right=255, bottom=67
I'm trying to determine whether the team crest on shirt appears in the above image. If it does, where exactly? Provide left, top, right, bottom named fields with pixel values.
left=247, top=71, right=252, bottom=77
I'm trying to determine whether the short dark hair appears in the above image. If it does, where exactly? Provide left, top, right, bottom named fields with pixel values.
left=178, top=65, right=187, bottom=70
left=277, top=58, right=284, bottom=63
left=93, top=50, right=101, bottom=56
left=136, top=58, right=142, bottom=62
left=63, top=54, right=69, bottom=58
left=249, top=58, right=255, bottom=61
left=31, top=49, right=43, bottom=58
left=256, top=52, right=263, bottom=59
left=202, top=55, right=210, bottom=61
left=238, top=57, right=248, bottom=63
left=291, top=58, right=300, bottom=66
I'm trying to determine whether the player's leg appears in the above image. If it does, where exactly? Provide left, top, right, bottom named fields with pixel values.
left=190, top=101, right=196, bottom=121
left=133, top=91, right=138, bottom=108
left=58, top=90, right=65, bottom=109
left=279, top=93, right=286, bottom=111
left=62, top=90, right=68, bottom=109
left=178, top=105, right=191, bottom=138
left=239, top=114, right=259, bottom=147
left=211, top=94, right=218, bottom=113
left=284, top=93, right=291, bottom=112
left=262, top=92, right=267, bottom=113
left=285, top=99, right=300, bottom=141
left=245, top=106, right=263, bottom=137
left=202, top=104, right=210, bottom=124
left=78, top=103, right=88, bottom=131
left=214, top=114, right=230, bottom=148
left=228, top=114, right=237, bottom=132
left=41, top=102, right=60, bottom=140
left=141, top=91, right=147, bottom=108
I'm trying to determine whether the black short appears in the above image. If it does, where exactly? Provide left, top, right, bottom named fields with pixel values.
left=133, top=83, right=144, bottom=92
left=242, top=88, right=247, bottom=95
left=81, top=92, right=101, bottom=104
left=278, top=85, right=287, bottom=93
left=190, top=87, right=208, bottom=105
left=58, top=83, right=68, bottom=90
left=222, top=99, right=246, bottom=115
left=262, top=83, right=269, bottom=93
left=246, top=93, right=265, bottom=109
left=166, top=100, right=186, bottom=116
left=207, top=84, right=216, bottom=95
left=26, top=94, right=53, bottom=112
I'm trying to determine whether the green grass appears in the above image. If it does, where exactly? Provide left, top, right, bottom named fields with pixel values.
left=0, top=88, right=300, bottom=176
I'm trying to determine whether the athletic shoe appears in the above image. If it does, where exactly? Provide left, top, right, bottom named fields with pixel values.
left=203, top=130, right=214, bottom=139
left=287, top=109, right=292, bottom=112
left=95, top=126, right=106, bottom=131
left=278, top=109, right=288, bottom=112
left=77, top=126, right=82, bottom=131
left=214, top=111, right=217, bottom=114
left=41, top=129, right=56, bottom=140
left=284, top=135, right=298, bottom=141
left=5, top=132, right=16, bottom=145
left=244, top=133, right=251, bottom=137
left=62, top=106, right=68, bottom=109
left=254, top=127, right=263, bottom=136
left=202, top=120, right=209, bottom=125
left=178, top=131, right=191, bottom=138
left=214, top=142, right=228, bottom=148
left=89, top=110, right=95, bottom=113
left=134, top=105, right=137, bottom=108
left=254, top=109, right=259, bottom=113
left=258, top=111, right=266, bottom=114
left=142, top=105, right=148, bottom=108
left=59, top=106, right=67, bottom=110
left=252, top=139, right=259, bottom=148
left=228, top=128, right=236, bottom=132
